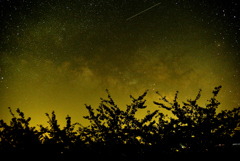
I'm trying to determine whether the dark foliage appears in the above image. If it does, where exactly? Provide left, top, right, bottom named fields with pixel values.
left=1, top=86, right=240, bottom=158
left=153, top=86, right=240, bottom=153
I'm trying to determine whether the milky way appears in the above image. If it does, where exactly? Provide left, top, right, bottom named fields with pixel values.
left=0, top=0, right=239, bottom=127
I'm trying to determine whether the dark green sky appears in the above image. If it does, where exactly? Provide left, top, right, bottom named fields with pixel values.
left=0, top=0, right=239, bottom=127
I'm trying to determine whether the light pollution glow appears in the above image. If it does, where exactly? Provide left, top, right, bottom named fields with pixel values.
left=0, top=1, right=239, bottom=128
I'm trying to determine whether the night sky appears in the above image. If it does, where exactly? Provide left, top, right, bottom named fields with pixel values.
left=1, top=0, right=240, bottom=127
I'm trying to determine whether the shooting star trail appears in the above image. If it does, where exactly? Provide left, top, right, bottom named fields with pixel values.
left=126, top=2, right=161, bottom=21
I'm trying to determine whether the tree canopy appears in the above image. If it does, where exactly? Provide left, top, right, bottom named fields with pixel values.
left=1, top=86, right=240, bottom=158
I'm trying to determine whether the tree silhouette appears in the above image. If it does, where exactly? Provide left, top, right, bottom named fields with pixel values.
left=153, top=86, right=240, bottom=153
left=80, top=89, right=159, bottom=157
left=0, top=108, right=81, bottom=159
left=1, top=86, right=240, bottom=158
left=38, top=111, right=81, bottom=158
left=0, top=107, right=42, bottom=157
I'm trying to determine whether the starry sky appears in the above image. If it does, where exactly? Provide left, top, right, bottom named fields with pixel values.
left=1, top=0, right=240, bottom=127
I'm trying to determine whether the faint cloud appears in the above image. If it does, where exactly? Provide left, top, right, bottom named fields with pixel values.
left=80, top=66, right=94, bottom=80
left=57, top=61, right=71, bottom=74
left=129, top=79, right=138, bottom=85
left=107, top=76, right=120, bottom=86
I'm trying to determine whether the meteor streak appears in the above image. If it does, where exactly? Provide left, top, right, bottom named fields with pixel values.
left=126, top=2, right=161, bottom=21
